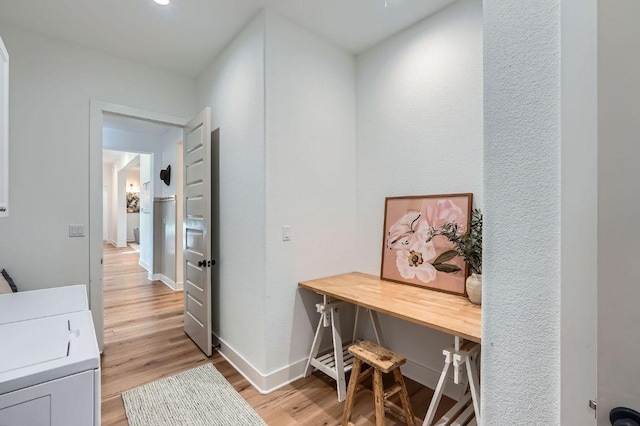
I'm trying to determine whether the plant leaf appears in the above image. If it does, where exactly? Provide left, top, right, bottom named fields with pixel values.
left=433, top=263, right=461, bottom=273
left=433, top=250, right=458, bottom=265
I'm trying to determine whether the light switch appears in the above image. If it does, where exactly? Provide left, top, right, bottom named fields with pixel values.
left=282, top=225, right=291, bottom=242
left=69, top=224, right=85, bottom=237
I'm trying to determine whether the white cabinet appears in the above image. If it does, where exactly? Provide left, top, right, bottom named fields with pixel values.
left=0, top=36, right=7, bottom=217
left=0, top=370, right=97, bottom=426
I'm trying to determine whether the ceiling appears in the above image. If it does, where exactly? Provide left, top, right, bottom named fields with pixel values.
left=103, top=113, right=178, bottom=136
left=103, top=149, right=125, bottom=165
left=0, top=0, right=457, bottom=78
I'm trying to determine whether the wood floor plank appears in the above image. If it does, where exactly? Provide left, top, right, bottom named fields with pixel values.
left=101, top=243, right=454, bottom=425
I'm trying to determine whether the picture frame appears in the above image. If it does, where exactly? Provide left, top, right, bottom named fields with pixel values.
left=380, top=193, right=473, bottom=295
left=126, top=192, right=140, bottom=213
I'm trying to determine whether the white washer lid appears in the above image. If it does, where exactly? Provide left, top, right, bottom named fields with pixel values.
left=0, top=285, right=88, bottom=325
left=0, top=316, right=69, bottom=371
left=0, top=310, right=100, bottom=394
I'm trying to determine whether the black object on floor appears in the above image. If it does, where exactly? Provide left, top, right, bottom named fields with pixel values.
left=611, top=407, right=640, bottom=426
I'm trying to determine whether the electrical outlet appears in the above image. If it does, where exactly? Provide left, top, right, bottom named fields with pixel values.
left=69, top=224, right=85, bottom=237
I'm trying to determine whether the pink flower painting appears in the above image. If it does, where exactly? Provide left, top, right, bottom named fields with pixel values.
left=381, top=194, right=472, bottom=295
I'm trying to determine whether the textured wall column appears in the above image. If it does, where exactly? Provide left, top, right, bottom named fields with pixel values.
left=483, top=2, right=561, bottom=424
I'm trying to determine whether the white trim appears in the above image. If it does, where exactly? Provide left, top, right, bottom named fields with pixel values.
left=262, top=358, right=307, bottom=394
left=89, top=99, right=189, bottom=351
left=215, top=334, right=463, bottom=400
left=148, top=273, right=183, bottom=291
left=214, top=335, right=308, bottom=394
left=139, top=259, right=151, bottom=273
left=215, top=335, right=265, bottom=391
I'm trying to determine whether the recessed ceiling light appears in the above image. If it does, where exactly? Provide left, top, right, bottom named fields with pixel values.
left=154, top=0, right=169, bottom=5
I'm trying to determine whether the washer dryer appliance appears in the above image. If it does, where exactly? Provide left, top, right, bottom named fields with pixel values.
left=0, top=289, right=100, bottom=426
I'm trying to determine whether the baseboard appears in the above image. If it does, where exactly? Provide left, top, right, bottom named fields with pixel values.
left=213, top=335, right=307, bottom=394
left=148, top=273, right=182, bottom=291
left=261, top=357, right=307, bottom=394
left=213, top=335, right=266, bottom=392
left=139, top=259, right=151, bottom=272
left=213, top=335, right=463, bottom=400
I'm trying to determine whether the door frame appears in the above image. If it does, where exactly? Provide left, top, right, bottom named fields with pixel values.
left=89, top=100, right=188, bottom=351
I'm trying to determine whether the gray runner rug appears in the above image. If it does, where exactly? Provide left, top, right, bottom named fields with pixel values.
left=122, top=363, right=267, bottom=426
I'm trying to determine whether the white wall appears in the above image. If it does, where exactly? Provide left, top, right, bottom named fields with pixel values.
left=102, top=164, right=112, bottom=241
left=598, top=0, right=640, bottom=421
left=126, top=169, right=140, bottom=191
left=160, top=127, right=182, bottom=197
left=126, top=169, right=140, bottom=242
left=126, top=214, right=139, bottom=242
left=264, top=11, right=357, bottom=379
left=115, top=155, right=139, bottom=248
left=483, top=1, right=561, bottom=424
left=110, top=163, right=118, bottom=245
left=356, top=0, right=483, bottom=391
left=108, top=151, right=138, bottom=246
left=103, top=128, right=163, bottom=198
left=139, top=154, right=153, bottom=271
left=160, top=127, right=183, bottom=287
left=196, top=13, right=268, bottom=374
left=0, top=23, right=195, bottom=294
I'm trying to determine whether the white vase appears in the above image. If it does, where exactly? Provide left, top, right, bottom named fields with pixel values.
left=466, top=273, right=482, bottom=305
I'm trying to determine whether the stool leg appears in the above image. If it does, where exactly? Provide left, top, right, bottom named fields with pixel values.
left=393, top=368, right=416, bottom=426
left=342, top=358, right=362, bottom=426
left=373, top=369, right=386, bottom=426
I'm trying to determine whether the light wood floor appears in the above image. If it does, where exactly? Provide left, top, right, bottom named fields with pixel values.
left=101, top=243, right=453, bottom=425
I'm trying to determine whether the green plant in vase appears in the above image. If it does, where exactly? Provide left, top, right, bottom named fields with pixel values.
left=430, top=209, right=482, bottom=304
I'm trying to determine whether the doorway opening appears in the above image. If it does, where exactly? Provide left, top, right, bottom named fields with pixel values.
left=101, top=112, right=184, bottom=290
left=102, top=151, right=145, bottom=253
left=89, top=101, right=189, bottom=352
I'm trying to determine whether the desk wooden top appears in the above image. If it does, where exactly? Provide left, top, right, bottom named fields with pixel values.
left=299, top=272, right=481, bottom=343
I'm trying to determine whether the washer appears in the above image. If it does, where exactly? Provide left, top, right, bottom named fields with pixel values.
left=0, top=287, right=100, bottom=426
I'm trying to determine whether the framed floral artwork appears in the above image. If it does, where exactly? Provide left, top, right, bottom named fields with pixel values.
left=381, top=193, right=473, bottom=295
left=126, top=192, right=140, bottom=213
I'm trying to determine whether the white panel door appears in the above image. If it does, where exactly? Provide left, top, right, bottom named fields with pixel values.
left=597, top=0, right=640, bottom=423
left=183, top=108, right=212, bottom=356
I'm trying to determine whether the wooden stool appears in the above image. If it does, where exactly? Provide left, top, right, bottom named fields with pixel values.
left=342, top=340, right=416, bottom=426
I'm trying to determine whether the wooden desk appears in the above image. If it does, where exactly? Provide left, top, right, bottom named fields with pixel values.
left=299, top=272, right=483, bottom=426
left=299, top=272, right=481, bottom=343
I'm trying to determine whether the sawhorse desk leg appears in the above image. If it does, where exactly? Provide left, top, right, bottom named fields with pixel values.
left=304, top=298, right=384, bottom=402
left=423, top=337, right=481, bottom=426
